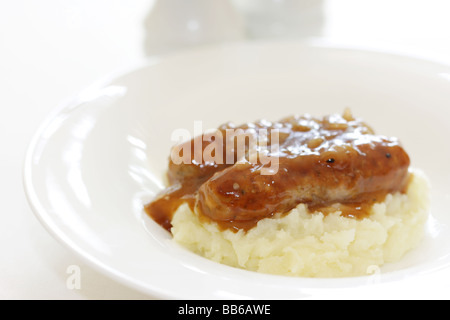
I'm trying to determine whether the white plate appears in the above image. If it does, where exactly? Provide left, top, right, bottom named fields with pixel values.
left=24, top=41, right=450, bottom=299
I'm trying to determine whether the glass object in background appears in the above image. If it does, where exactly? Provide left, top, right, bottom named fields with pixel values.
left=232, top=0, right=325, bottom=39
left=144, top=0, right=245, bottom=56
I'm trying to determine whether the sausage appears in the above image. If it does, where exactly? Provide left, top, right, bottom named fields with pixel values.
left=196, top=112, right=410, bottom=224
left=146, top=110, right=411, bottom=232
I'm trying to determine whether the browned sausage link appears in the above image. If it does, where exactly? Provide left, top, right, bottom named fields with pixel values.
left=196, top=115, right=411, bottom=224
left=167, top=121, right=282, bottom=185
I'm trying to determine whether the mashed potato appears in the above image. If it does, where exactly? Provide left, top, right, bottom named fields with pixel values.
left=171, top=169, right=430, bottom=278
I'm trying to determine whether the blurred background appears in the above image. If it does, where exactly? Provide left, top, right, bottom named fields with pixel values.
left=1, top=0, right=450, bottom=299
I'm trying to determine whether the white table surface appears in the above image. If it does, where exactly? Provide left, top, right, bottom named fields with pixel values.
left=2, top=0, right=450, bottom=300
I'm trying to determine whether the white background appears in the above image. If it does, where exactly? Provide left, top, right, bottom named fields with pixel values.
left=1, top=0, right=450, bottom=299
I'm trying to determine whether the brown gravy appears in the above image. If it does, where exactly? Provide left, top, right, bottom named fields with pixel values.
left=145, top=111, right=410, bottom=233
